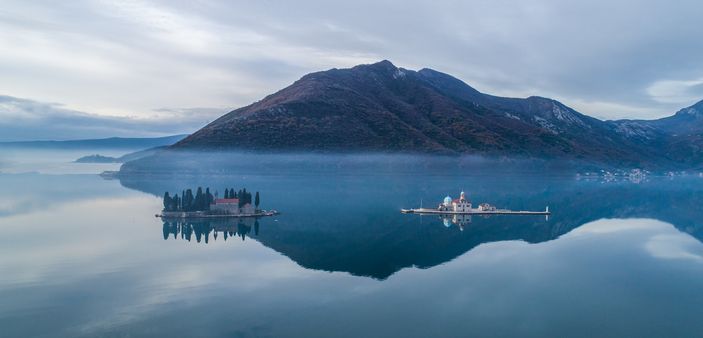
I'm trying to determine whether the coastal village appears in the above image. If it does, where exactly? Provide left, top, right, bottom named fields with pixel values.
left=159, top=187, right=277, bottom=218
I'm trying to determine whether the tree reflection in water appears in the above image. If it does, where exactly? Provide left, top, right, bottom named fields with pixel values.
left=162, top=218, right=261, bottom=243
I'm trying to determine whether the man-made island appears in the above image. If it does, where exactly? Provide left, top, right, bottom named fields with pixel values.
left=401, top=191, right=550, bottom=216
left=157, top=187, right=278, bottom=218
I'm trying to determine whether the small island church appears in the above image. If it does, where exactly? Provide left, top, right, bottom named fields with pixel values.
left=438, top=191, right=472, bottom=212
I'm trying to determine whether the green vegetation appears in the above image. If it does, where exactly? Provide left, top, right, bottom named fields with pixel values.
left=162, top=187, right=260, bottom=212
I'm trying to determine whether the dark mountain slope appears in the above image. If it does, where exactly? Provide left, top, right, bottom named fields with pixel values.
left=167, top=60, right=703, bottom=168
left=175, top=60, right=655, bottom=166
left=612, top=99, right=703, bottom=165
left=416, top=67, right=658, bottom=162
left=652, top=99, right=703, bottom=134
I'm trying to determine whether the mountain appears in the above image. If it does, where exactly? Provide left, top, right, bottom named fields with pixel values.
left=162, top=60, right=703, bottom=168
left=611, top=99, right=703, bottom=166
left=175, top=61, right=654, bottom=165
left=652, top=99, right=703, bottom=134
left=0, top=135, right=187, bottom=150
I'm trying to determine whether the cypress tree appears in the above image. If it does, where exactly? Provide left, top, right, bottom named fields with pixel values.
left=163, top=192, right=171, bottom=211
left=195, top=187, right=204, bottom=210
left=184, top=189, right=194, bottom=211
left=255, top=191, right=260, bottom=207
left=205, top=188, right=213, bottom=210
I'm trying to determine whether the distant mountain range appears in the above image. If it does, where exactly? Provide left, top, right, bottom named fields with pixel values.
left=171, top=60, right=703, bottom=168
left=0, top=135, right=187, bottom=150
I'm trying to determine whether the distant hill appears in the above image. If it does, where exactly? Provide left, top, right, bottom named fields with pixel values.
left=74, top=154, right=119, bottom=163
left=0, top=135, right=187, bottom=150
left=74, top=146, right=167, bottom=163
left=171, top=60, right=703, bottom=168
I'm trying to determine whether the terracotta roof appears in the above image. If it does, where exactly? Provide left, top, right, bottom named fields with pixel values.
left=214, top=198, right=239, bottom=204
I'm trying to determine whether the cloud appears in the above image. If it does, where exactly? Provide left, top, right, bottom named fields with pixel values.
left=645, top=233, right=703, bottom=262
left=570, top=218, right=663, bottom=235
left=1, top=0, right=703, bottom=126
left=0, top=95, right=224, bottom=141
left=647, top=78, right=703, bottom=104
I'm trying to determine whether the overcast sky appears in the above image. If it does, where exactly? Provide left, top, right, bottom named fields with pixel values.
left=2, top=0, right=703, bottom=141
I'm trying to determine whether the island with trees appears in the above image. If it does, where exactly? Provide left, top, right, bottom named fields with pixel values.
left=157, top=187, right=277, bottom=218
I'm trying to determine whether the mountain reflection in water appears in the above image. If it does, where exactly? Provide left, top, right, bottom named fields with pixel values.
left=125, top=167, right=703, bottom=280
left=3, top=159, right=703, bottom=337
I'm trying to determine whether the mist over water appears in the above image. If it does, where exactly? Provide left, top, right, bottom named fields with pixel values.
left=119, top=149, right=613, bottom=178
left=2, top=149, right=703, bottom=337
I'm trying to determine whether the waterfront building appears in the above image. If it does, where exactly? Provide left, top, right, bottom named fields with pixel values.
left=211, top=198, right=241, bottom=214
left=438, top=191, right=472, bottom=212
left=210, top=198, right=257, bottom=215
left=477, top=203, right=496, bottom=211
left=240, top=203, right=255, bottom=215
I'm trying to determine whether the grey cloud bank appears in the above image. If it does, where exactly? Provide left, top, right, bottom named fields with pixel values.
left=1, top=0, right=703, bottom=139
left=0, top=95, right=222, bottom=141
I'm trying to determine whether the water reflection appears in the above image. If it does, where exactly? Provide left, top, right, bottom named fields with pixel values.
left=162, top=218, right=260, bottom=243
left=439, top=214, right=472, bottom=229
left=124, top=172, right=703, bottom=280
left=4, top=165, right=703, bottom=337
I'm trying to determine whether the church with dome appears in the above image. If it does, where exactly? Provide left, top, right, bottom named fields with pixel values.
left=401, top=191, right=546, bottom=216
left=438, top=191, right=472, bottom=212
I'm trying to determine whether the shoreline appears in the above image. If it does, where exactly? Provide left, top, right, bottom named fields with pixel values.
left=401, top=208, right=550, bottom=216
left=156, top=210, right=279, bottom=219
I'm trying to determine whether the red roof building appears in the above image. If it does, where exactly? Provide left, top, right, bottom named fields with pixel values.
left=214, top=198, right=239, bottom=204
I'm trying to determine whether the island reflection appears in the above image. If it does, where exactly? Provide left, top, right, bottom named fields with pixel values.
left=162, top=218, right=259, bottom=243
left=117, top=157, right=703, bottom=280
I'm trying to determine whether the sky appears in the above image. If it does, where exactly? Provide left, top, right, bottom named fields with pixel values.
left=2, top=0, right=703, bottom=141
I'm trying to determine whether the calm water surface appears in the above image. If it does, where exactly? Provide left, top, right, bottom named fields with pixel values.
left=1, top=151, right=703, bottom=337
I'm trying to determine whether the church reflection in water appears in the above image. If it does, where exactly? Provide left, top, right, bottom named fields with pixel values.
left=162, top=218, right=260, bottom=243
left=440, top=214, right=526, bottom=230
left=441, top=214, right=472, bottom=229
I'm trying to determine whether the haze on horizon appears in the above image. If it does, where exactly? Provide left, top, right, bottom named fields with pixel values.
left=2, top=0, right=703, bottom=141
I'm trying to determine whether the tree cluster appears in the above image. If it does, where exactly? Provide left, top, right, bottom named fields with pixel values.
left=223, top=188, right=260, bottom=208
left=163, top=187, right=214, bottom=212
left=163, top=187, right=260, bottom=211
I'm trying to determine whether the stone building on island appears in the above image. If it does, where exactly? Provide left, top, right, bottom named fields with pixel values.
left=210, top=198, right=256, bottom=215
left=161, top=187, right=262, bottom=217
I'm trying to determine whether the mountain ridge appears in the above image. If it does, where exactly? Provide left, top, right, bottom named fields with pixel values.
left=171, top=60, right=702, bottom=168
